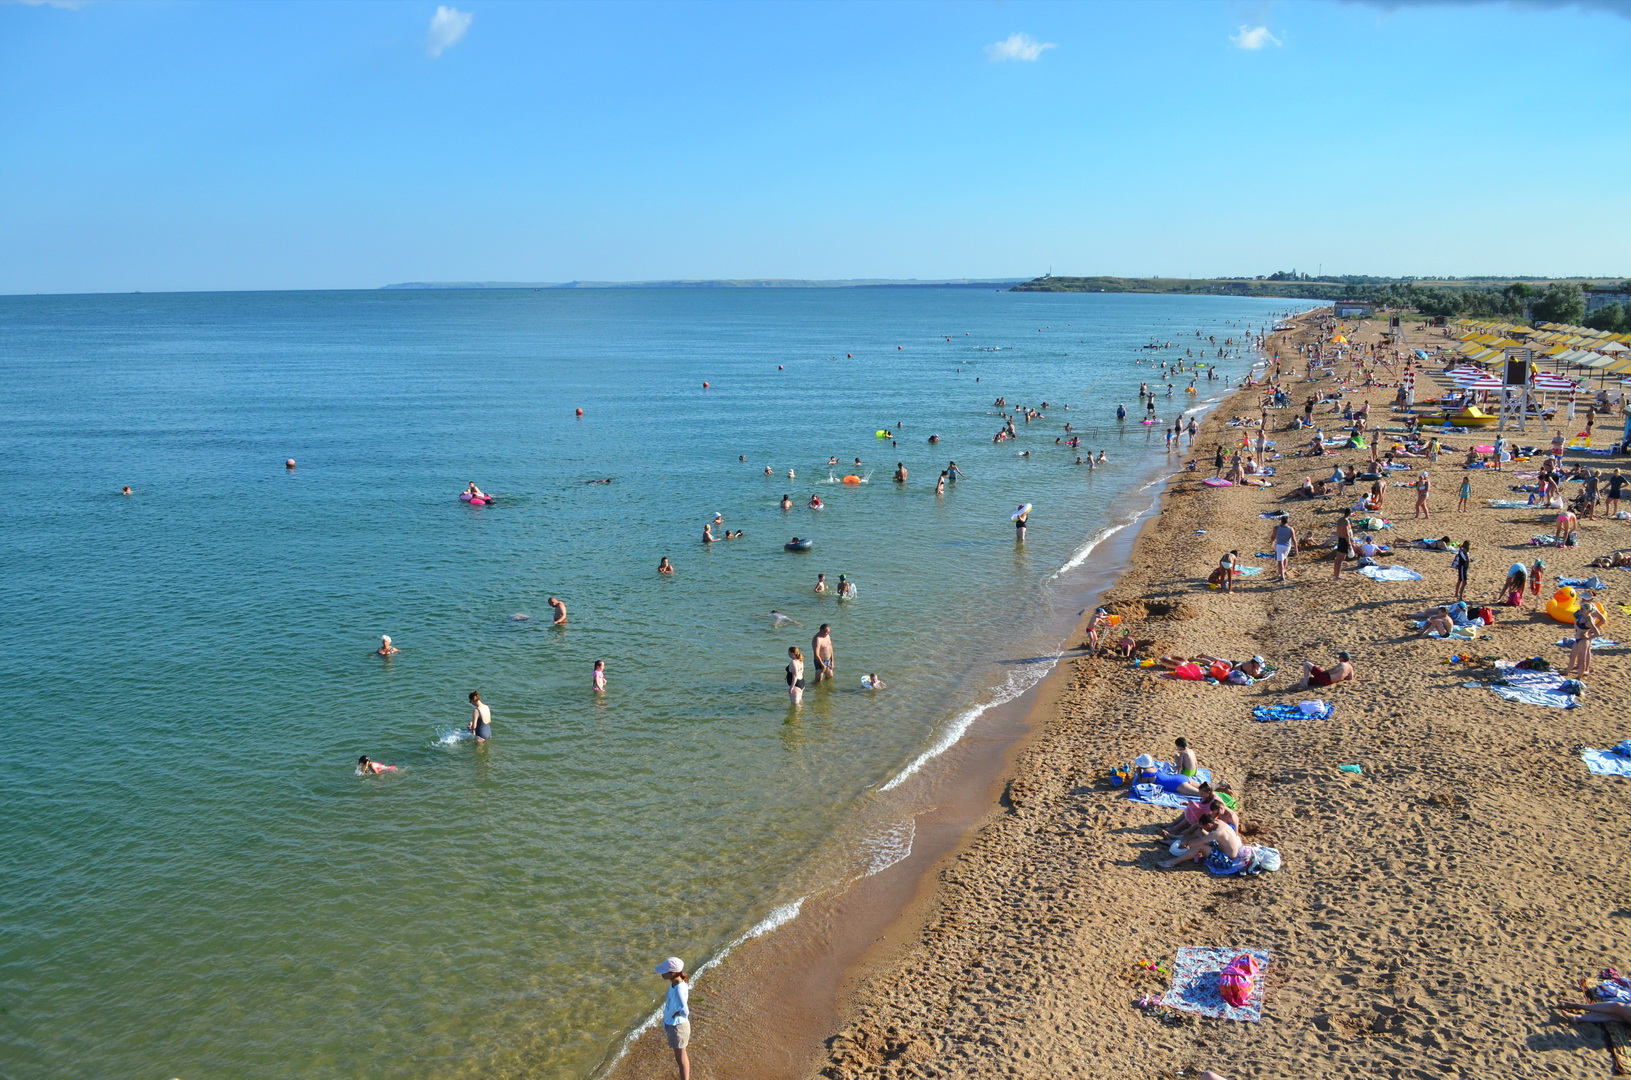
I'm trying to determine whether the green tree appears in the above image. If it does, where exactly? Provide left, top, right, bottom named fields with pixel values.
left=1584, top=301, right=1628, bottom=333
left=1531, top=282, right=1586, bottom=325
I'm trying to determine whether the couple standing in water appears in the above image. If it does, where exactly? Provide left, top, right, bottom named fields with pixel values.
left=785, top=624, right=835, bottom=704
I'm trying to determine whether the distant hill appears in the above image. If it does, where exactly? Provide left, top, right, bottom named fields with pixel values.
left=381, top=278, right=1026, bottom=291
left=1009, top=274, right=1624, bottom=298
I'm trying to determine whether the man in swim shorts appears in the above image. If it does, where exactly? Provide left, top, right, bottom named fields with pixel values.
left=468, top=690, right=492, bottom=742
left=811, top=625, right=835, bottom=684
left=1299, top=651, right=1354, bottom=689
left=549, top=597, right=568, bottom=625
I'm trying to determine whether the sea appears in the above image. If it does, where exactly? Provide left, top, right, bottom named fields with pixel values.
left=0, top=286, right=1313, bottom=1078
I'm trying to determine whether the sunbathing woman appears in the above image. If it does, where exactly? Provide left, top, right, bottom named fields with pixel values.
left=1587, top=550, right=1631, bottom=569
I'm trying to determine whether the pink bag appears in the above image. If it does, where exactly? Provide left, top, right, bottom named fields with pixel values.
left=1175, top=662, right=1205, bottom=681
left=1217, top=954, right=1260, bottom=1007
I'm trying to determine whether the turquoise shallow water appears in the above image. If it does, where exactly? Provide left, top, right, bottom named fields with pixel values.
left=0, top=287, right=1304, bottom=1078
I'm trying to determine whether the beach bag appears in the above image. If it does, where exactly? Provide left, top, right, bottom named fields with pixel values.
left=1209, top=661, right=1231, bottom=682
left=1217, top=954, right=1260, bottom=1007
left=1249, top=846, right=1282, bottom=873
left=1174, top=662, right=1205, bottom=681
left=1478, top=607, right=1495, bottom=625
left=1224, top=669, right=1253, bottom=686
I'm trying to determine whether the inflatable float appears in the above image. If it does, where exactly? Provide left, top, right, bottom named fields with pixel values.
left=1546, top=586, right=1605, bottom=626
left=1011, top=503, right=1032, bottom=520
left=1203, top=478, right=1233, bottom=487
left=460, top=493, right=492, bottom=505
left=842, top=475, right=863, bottom=484
left=784, top=538, right=813, bottom=552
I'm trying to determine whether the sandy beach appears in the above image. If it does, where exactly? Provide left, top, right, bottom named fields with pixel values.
left=817, top=311, right=1631, bottom=1079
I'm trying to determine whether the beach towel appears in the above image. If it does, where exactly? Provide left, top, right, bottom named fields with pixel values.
left=1559, top=576, right=1607, bottom=590
left=1485, top=499, right=1535, bottom=509
left=1580, top=747, right=1631, bottom=778
left=1252, top=702, right=1334, bottom=722
left=1161, top=946, right=1272, bottom=1022
left=1466, top=666, right=1581, bottom=709
left=1530, top=535, right=1564, bottom=547
left=1557, top=637, right=1619, bottom=651
left=1128, top=765, right=1211, bottom=809
left=1357, top=565, right=1423, bottom=582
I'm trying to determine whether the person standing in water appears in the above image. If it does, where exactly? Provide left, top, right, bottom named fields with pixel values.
left=935, top=471, right=947, bottom=496
left=786, top=646, right=805, bottom=704
left=658, top=557, right=674, bottom=574
left=1116, top=403, right=1126, bottom=421
left=655, top=957, right=692, bottom=1080
left=814, top=573, right=827, bottom=594
left=549, top=597, right=568, bottom=625
left=946, top=461, right=963, bottom=481
left=592, top=660, right=606, bottom=693
left=811, top=625, right=835, bottom=683
left=893, top=462, right=907, bottom=483
left=1014, top=504, right=1029, bottom=542
left=468, top=690, right=491, bottom=743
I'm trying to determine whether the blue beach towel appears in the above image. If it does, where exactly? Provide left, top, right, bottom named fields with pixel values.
left=1465, top=668, right=1581, bottom=709
left=1357, top=565, right=1423, bottom=582
left=1252, top=702, right=1334, bottom=722
left=1161, top=946, right=1272, bottom=1022
left=1557, top=638, right=1619, bottom=651
left=1581, top=747, right=1631, bottom=778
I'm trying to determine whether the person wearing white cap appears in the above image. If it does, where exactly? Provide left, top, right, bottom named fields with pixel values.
left=376, top=635, right=399, bottom=656
left=655, top=956, right=692, bottom=1078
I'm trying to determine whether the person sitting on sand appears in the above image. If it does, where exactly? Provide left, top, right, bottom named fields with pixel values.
left=1114, top=629, right=1138, bottom=658
left=358, top=755, right=397, bottom=774
left=1163, top=782, right=1240, bottom=840
left=1297, top=650, right=1355, bottom=688
left=1417, top=608, right=1455, bottom=637
left=1159, top=814, right=1247, bottom=870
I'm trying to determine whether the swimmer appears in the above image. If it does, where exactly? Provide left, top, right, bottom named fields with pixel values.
left=658, top=557, right=674, bottom=574
left=894, top=462, right=907, bottom=483
left=357, top=755, right=397, bottom=774
left=947, top=461, right=964, bottom=480
left=593, top=660, right=606, bottom=693
left=861, top=673, right=886, bottom=690
left=828, top=457, right=840, bottom=466
left=586, top=478, right=613, bottom=485
left=808, top=495, right=823, bottom=510
left=1096, top=451, right=1106, bottom=464
left=837, top=574, right=856, bottom=598
left=548, top=596, right=568, bottom=625
left=935, top=471, right=946, bottom=495
left=764, top=465, right=772, bottom=475
left=762, top=610, right=801, bottom=627
left=703, top=523, right=715, bottom=543
left=120, top=485, right=132, bottom=496
left=725, top=530, right=743, bottom=539
left=376, top=634, right=399, bottom=656
left=468, top=690, right=491, bottom=742
left=780, top=494, right=793, bottom=511
left=1014, top=504, right=1029, bottom=541
left=286, top=459, right=296, bottom=469
left=788, top=468, right=795, bottom=479
left=466, top=482, right=487, bottom=499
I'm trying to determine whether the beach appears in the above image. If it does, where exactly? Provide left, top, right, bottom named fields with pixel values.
left=814, top=312, right=1631, bottom=1079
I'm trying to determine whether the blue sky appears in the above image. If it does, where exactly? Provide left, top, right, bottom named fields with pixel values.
left=2, top=0, right=1629, bottom=293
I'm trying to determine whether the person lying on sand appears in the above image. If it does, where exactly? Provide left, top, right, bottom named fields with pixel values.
left=1297, top=651, right=1355, bottom=688
left=1556, top=999, right=1631, bottom=1024
left=1587, top=550, right=1631, bottom=569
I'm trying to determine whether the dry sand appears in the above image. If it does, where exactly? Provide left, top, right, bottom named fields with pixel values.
left=817, top=313, right=1631, bottom=1080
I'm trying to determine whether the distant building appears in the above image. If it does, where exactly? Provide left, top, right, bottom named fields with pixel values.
left=1334, top=300, right=1374, bottom=317
left=1585, top=286, right=1631, bottom=313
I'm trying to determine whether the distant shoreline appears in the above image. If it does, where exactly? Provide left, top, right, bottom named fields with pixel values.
left=378, top=278, right=1028, bottom=290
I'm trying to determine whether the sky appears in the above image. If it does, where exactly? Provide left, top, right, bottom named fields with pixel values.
left=2, top=0, right=1629, bottom=294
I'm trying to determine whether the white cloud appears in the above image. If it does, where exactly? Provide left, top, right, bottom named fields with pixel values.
left=1230, top=24, right=1283, bottom=48
left=985, top=32, right=1056, bottom=62
left=426, top=5, right=473, bottom=58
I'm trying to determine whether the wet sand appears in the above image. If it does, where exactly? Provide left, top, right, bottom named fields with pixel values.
left=817, top=312, right=1631, bottom=1079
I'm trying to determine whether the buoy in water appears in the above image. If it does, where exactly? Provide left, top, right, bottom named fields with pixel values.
left=575, top=407, right=583, bottom=416
left=847, top=353, right=853, bottom=358
left=702, top=382, right=710, bottom=389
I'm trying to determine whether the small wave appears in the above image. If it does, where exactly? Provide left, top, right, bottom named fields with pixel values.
left=858, top=820, right=915, bottom=877
left=433, top=728, right=472, bottom=748
left=880, top=664, right=1051, bottom=792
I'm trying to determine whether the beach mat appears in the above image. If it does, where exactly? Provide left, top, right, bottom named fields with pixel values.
left=1465, top=666, right=1581, bottom=709
left=1558, top=638, right=1619, bottom=651
left=1128, top=764, right=1211, bottom=809
left=1581, top=747, right=1631, bottom=778
left=1357, top=564, right=1423, bottom=582
left=1252, top=702, right=1334, bottom=723
left=1161, top=946, right=1271, bottom=1022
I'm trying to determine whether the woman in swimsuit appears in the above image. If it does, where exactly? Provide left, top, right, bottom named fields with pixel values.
left=357, top=756, right=397, bottom=774
left=1451, top=540, right=1472, bottom=602
left=1565, top=597, right=1603, bottom=679
left=786, top=646, right=805, bottom=705
left=658, top=557, right=674, bottom=574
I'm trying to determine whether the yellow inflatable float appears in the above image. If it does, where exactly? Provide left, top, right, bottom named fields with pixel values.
left=1546, top=586, right=1606, bottom=626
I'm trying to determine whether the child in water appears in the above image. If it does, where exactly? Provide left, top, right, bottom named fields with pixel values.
left=592, top=660, right=606, bottom=693
left=358, top=756, right=397, bottom=775
left=861, top=673, right=886, bottom=690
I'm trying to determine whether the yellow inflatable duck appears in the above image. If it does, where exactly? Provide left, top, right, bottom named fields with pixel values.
left=1546, top=586, right=1606, bottom=626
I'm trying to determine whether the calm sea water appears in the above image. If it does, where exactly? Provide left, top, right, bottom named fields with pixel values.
left=0, top=287, right=1305, bottom=1078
